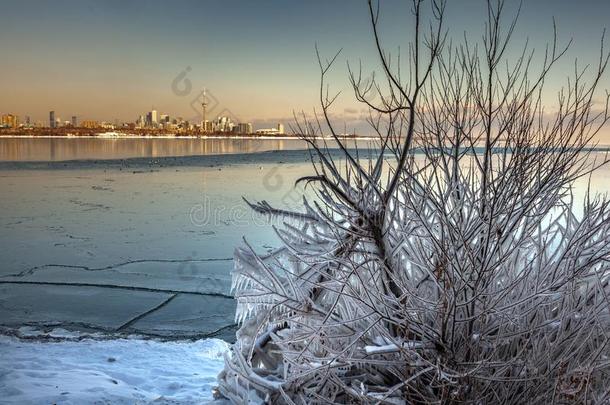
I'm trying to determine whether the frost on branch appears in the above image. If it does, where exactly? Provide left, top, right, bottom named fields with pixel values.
left=216, top=0, right=610, bottom=403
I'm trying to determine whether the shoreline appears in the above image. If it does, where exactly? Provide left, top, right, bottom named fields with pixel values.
left=0, top=147, right=608, bottom=170
left=0, top=134, right=607, bottom=148
left=0, top=149, right=338, bottom=170
left=0, top=133, right=379, bottom=141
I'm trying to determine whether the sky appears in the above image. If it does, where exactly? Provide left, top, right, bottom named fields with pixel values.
left=1, top=0, right=609, bottom=140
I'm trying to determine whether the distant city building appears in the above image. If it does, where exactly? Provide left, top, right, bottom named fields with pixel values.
left=254, top=123, right=285, bottom=136
left=212, top=116, right=235, bottom=132
left=71, top=116, right=77, bottom=127
left=81, top=120, right=99, bottom=129
left=145, top=109, right=159, bottom=127
left=255, top=123, right=285, bottom=136
left=25, top=115, right=31, bottom=126
left=158, top=114, right=172, bottom=129
left=49, top=111, right=55, bottom=128
left=1, top=114, right=19, bottom=128
left=235, top=122, right=253, bottom=134
left=201, top=120, right=213, bottom=132
left=255, top=128, right=278, bottom=135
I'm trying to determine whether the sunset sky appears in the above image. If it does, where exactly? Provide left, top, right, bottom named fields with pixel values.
left=1, top=0, right=609, bottom=140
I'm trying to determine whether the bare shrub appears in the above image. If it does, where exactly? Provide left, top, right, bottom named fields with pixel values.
left=217, top=0, right=610, bottom=403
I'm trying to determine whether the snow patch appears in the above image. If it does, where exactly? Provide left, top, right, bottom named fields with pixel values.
left=0, top=335, right=229, bottom=404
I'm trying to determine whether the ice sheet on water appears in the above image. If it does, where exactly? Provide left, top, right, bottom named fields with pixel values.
left=0, top=284, right=172, bottom=331
left=1, top=259, right=234, bottom=295
left=0, top=284, right=237, bottom=341
left=131, top=294, right=236, bottom=338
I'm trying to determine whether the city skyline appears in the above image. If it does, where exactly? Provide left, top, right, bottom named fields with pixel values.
left=2, top=107, right=286, bottom=135
left=1, top=0, right=610, bottom=140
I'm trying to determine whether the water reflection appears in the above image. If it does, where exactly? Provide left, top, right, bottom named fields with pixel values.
left=0, top=137, right=312, bottom=162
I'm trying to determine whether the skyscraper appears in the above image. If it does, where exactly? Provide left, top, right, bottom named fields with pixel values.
left=237, top=122, right=253, bottom=134
left=71, top=116, right=77, bottom=127
left=49, top=111, right=55, bottom=128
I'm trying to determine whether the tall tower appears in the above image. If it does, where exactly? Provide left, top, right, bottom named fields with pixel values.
left=151, top=108, right=158, bottom=125
left=49, top=111, right=55, bottom=128
left=201, top=89, right=208, bottom=133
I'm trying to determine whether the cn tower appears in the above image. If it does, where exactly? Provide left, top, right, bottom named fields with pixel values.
left=201, top=89, right=208, bottom=133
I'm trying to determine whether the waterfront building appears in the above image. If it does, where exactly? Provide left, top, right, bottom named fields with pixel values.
left=254, top=122, right=286, bottom=136
left=145, top=109, right=159, bottom=128
left=255, top=128, right=279, bottom=135
left=236, top=122, right=253, bottom=134
left=82, top=120, right=99, bottom=129
left=1, top=114, right=19, bottom=128
left=2, top=114, right=13, bottom=128
left=202, top=120, right=213, bottom=132
left=151, top=109, right=158, bottom=125
left=213, top=116, right=235, bottom=132
left=49, top=111, right=55, bottom=128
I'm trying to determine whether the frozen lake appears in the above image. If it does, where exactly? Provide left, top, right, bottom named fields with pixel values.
left=0, top=138, right=609, bottom=343
left=0, top=142, right=322, bottom=342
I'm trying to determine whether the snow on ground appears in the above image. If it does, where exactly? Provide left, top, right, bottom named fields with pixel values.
left=0, top=331, right=229, bottom=404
